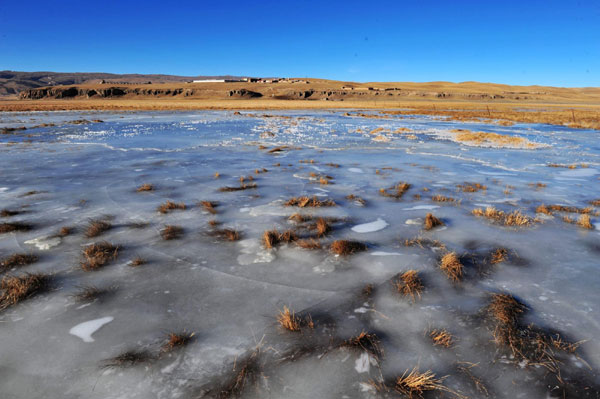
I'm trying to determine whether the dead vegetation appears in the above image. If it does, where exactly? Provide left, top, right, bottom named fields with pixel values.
left=346, top=194, right=366, bottom=206
left=341, top=331, right=383, bottom=358
left=393, top=270, right=424, bottom=301
left=214, top=346, right=263, bottom=398
left=0, top=222, right=32, bottom=234
left=85, top=219, right=111, bottom=238
left=295, top=239, right=322, bottom=250
left=431, top=194, right=456, bottom=203
left=129, top=256, right=146, bottom=267
left=0, top=253, right=38, bottom=272
left=0, top=273, right=50, bottom=311
left=136, top=183, right=154, bottom=192
left=424, top=213, right=444, bottom=230
left=157, top=201, right=186, bottom=214
left=403, top=236, right=446, bottom=250
left=314, top=218, right=331, bottom=237
left=218, top=183, right=258, bottom=192
left=490, top=248, right=509, bottom=264
left=536, top=204, right=596, bottom=216
left=563, top=214, right=594, bottom=229
left=70, top=285, right=108, bottom=302
left=472, top=207, right=533, bottom=226
left=0, top=209, right=20, bottom=217
left=161, top=331, right=195, bottom=353
left=58, top=226, right=74, bottom=237
left=440, top=252, right=464, bottom=282
left=393, top=367, right=459, bottom=398
left=457, top=182, right=487, bottom=192
left=81, top=241, right=120, bottom=271
left=284, top=196, right=336, bottom=207
left=103, top=350, right=154, bottom=368
left=449, top=128, right=541, bottom=148
left=429, top=329, right=454, bottom=348
left=263, top=229, right=297, bottom=249
left=277, top=306, right=302, bottom=332
left=200, top=200, right=218, bottom=214
left=330, top=240, right=367, bottom=256
left=161, top=225, right=183, bottom=240
left=379, top=182, right=411, bottom=199
left=212, top=228, right=241, bottom=241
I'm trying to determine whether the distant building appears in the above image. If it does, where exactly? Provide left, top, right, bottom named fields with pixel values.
left=192, top=79, right=226, bottom=83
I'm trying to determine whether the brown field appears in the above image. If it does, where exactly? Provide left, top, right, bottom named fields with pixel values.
left=2, top=79, right=600, bottom=130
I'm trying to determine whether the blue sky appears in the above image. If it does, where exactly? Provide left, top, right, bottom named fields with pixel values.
left=1, top=0, right=599, bottom=86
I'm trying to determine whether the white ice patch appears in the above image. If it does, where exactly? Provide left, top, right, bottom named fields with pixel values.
left=24, top=235, right=61, bottom=250
left=402, top=205, right=440, bottom=211
left=348, top=168, right=364, bottom=173
left=351, top=218, right=388, bottom=233
left=557, top=168, right=598, bottom=177
left=237, top=239, right=275, bottom=265
left=69, top=316, right=114, bottom=342
left=405, top=218, right=422, bottom=225
left=355, top=352, right=371, bottom=373
left=371, top=251, right=403, bottom=256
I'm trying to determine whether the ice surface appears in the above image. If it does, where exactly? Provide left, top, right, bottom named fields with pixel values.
left=1, top=110, right=599, bottom=398
left=69, top=316, right=114, bottom=342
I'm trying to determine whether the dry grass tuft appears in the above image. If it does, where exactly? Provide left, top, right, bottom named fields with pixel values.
left=0, top=273, right=50, bottom=310
left=103, top=350, right=153, bottom=368
left=429, top=329, right=454, bottom=348
left=457, top=182, right=487, bottom=192
left=331, top=240, right=367, bottom=256
left=424, top=213, right=444, bottom=230
left=403, top=236, right=446, bottom=250
left=157, top=201, right=186, bottom=214
left=263, top=229, right=297, bottom=248
left=590, top=199, right=600, bottom=207
left=0, top=222, right=32, bottom=234
left=219, top=183, right=257, bottom=192
left=213, top=229, right=241, bottom=241
left=394, top=367, right=456, bottom=398
left=0, top=209, right=20, bottom=217
left=393, top=270, right=424, bottom=301
left=284, top=196, right=336, bottom=207
left=346, top=194, right=366, bottom=206
left=295, top=239, right=322, bottom=250
left=0, top=253, right=38, bottom=271
left=129, top=256, right=146, bottom=267
left=538, top=204, right=596, bottom=215
left=449, top=129, right=541, bottom=148
left=161, top=331, right=195, bottom=353
left=200, top=200, right=218, bottom=214
left=161, top=225, right=183, bottom=240
left=440, top=252, right=464, bottom=282
left=431, top=194, right=456, bottom=203
left=314, top=218, right=331, bottom=237
left=277, top=306, right=301, bottom=332
left=490, top=248, right=509, bottom=264
left=488, top=293, right=526, bottom=325
left=58, top=226, right=74, bottom=237
left=288, top=213, right=311, bottom=223
left=85, top=219, right=111, bottom=238
left=472, top=206, right=532, bottom=226
left=563, top=214, right=594, bottom=229
left=379, top=182, right=411, bottom=199
left=71, top=285, right=107, bottom=302
left=81, top=241, right=119, bottom=271
left=136, top=183, right=154, bottom=192
left=341, top=331, right=383, bottom=358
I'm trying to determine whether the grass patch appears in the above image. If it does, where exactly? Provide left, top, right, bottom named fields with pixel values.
left=157, top=201, right=186, bottom=214
left=379, top=182, right=411, bottom=199
left=81, top=241, right=119, bottom=271
left=563, top=214, right=594, bottom=229
left=0, top=209, right=20, bottom=217
left=429, top=329, right=454, bottom=348
left=0, top=222, right=32, bottom=234
left=70, top=285, right=109, bottom=302
left=58, top=226, right=74, bottom=237
left=129, top=256, right=146, bottom=267
left=85, top=219, right=111, bottom=238
left=0, top=273, right=50, bottom=311
left=136, top=183, right=154, bottom=192
left=218, top=183, right=257, bottom=192
left=457, top=182, right=487, bottom=192
left=472, top=206, right=533, bottom=226
left=277, top=306, right=301, bottom=332
left=212, top=228, right=241, bottom=241
left=341, top=331, right=383, bottom=358
left=295, top=239, right=322, bottom=250
left=440, top=252, right=464, bottom=282
left=424, top=213, right=444, bottom=230
left=284, top=196, right=336, bottom=207
left=263, top=229, right=297, bottom=248
left=161, top=331, right=195, bottom=353
left=331, top=240, right=367, bottom=256
left=346, top=194, right=366, bottom=206
left=0, top=253, right=38, bottom=272
left=392, top=270, right=424, bottom=301
left=103, top=350, right=153, bottom=368
left=200, top=200, right=218, bottom=214
left=161, top=225, right=183, bottom=240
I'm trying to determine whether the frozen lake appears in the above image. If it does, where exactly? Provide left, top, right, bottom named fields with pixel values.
left=1, top=110, right=599, bottom=398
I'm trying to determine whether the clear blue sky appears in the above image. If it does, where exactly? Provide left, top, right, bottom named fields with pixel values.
left=1, top=0, right=599, bottom=86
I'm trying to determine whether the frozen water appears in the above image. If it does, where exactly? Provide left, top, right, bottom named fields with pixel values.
left=1, top=110, right=599, bottom=398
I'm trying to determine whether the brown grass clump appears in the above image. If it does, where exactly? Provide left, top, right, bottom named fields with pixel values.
left=288, top=213, right=310, bottom=223
left=488, top=293, right=526, bottom=325
left=449, top=129, right=541, bottom=148
left=200, top=200, right=218, bottom=214
left=85, top=219, right=111, bottom=238
left=346, top=194, right=366, bottom=206
left=431, top=194, right=455, bottom=203
left=161, top=331, right=195, bottom=353
left=58, top=226, right=74, bottom=237
left=0, top=209, right=20, bottom=217
left=424, top=213, right=444, bottom=230
left=393, top=270, right=424, bottom=301
left=379, top=182, right=411, bottom=199
left=71, top=285, right=107, bottom=302
left=331, top=240, right=367, bottom=256
left=0, top=253, right=38, bottom=271
left=103, top=350, right=153, bottom=368
left=0, top=222, right=32, bottom=234
left=295, top=239, right=322, bottom=250
left=440, top=252, right=464, bottom=282
left=284, top=196, right=336, bottom=207
left=403, top=236, right=446, bottom=250
left=429, top=329, right=454, bottom=348
left=341, top=331, right=383, bottom=358
left=136, top=183, right=153, bottom=192
left=457, top=182, right=487, bottom=192
left=315, top=218, right=331, bottom=237
left=161, top=225, right=183, bottom=240
left=218, top=183, right=257, bottom=192
left=563, top=214, right=594, bottom=229
left=277, top=306, right=301, bottom=332
left=213, top=229, right=241, bottom=241
left=472, top=207, right=532, bottom=226
left=0, top=273, right=49, bottom=310
left=394, top=367, right=456, bottom=398
left=536, top=204, right=551, bottom=215
left=81, top=241, right=119, bottom=271
left=129, top=256, right=146, bottom=267
left=490, top=248, right=509, bottom=264
left=157, top=201, right=186, bottom=214
left=590, top=199, right=600, bottom=207
left=263, top=229, right=297, bottom=248
left=539, top=204, right=596, bottom=215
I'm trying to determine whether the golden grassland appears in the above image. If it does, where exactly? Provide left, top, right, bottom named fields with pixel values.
left=1, top=79, right=599, bottom=129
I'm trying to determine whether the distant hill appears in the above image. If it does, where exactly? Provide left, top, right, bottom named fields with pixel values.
left=0, top=71, right=246, bottom=96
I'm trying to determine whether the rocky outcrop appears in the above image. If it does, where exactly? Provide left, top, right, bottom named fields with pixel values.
left=228, top=89, right=262, bottom=98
